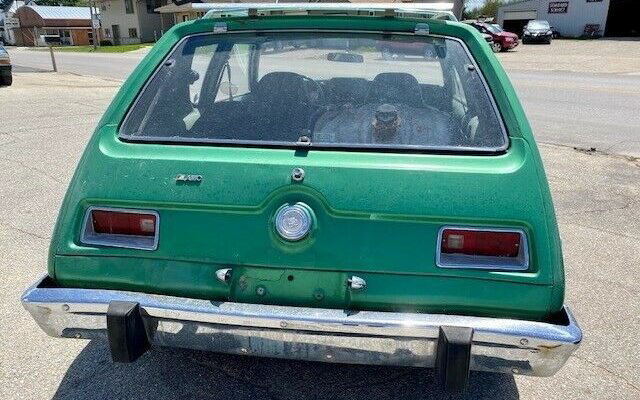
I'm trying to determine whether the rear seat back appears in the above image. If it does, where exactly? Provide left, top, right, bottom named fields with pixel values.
left=324, top=78, right=371, bottom=106
left=370, top=73, right=424, bottom=108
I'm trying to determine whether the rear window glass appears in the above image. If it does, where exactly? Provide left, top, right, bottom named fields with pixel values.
left=121, top=32, right=506, bottom=152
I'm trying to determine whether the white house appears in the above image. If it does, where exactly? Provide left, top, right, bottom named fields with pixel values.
left=1, top=0, right=34, bottom=45
left=98, top=0, right=171, bottom=44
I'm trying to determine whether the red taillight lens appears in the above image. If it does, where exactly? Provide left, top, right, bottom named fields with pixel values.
left=91, top=210, right=156, bottom=237
left=441, top=229, right=521, bottom=257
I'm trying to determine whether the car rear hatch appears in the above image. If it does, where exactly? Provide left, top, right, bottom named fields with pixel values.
left=50, top=19, right=563, bottom=321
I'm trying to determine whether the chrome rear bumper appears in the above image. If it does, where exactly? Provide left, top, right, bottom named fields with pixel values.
left=22, top=275, right=581, bottom=377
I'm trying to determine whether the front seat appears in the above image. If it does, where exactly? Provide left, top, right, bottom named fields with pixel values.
left=371, top=72, right=424, bottom=108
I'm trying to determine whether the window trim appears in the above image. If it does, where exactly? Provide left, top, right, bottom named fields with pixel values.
left=435, top=225, right=530, bottom=271
left=118, top=29, right=510, bottom=154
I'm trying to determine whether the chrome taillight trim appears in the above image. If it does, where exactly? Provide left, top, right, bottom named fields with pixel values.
left=435, top=226, right=529, bottom=271
left=79, top=206, right=160, bottom=251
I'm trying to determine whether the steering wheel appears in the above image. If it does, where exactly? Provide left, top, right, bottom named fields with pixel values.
left=297, top=74, right=325, bottom=107
left=294, top=74, right=328, bottom=135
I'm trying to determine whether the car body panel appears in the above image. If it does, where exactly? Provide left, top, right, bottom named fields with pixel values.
left=46, top=16, right=564, bottom=321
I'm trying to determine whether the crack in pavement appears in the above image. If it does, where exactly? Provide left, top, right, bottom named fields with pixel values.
left=538, top=141, right=640, bottom=165
left=602, top=139, right=640, bottom=154
left=570, top=354, right=640, bottom=393
left=0, top=113, right=102, bottom=135
left=561, top=220, right=640, bottom=241
left=0, top=220, right=51, bottom=241
left=558, top=198, right=638, bottom=217
left=0, top=156, right=65, bottom=184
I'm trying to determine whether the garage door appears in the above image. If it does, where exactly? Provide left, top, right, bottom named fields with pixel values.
left=504, top=10, right=537, bottom=20
left=606, top=0, right=640, bottom=37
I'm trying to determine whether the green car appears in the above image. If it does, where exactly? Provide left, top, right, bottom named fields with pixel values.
left=22, top=3, right=580, bottom=391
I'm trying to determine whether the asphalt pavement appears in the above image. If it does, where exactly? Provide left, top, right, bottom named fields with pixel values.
left=1, top=45, right=639, bottom=399
left=8, top=48, right=145, bottom=80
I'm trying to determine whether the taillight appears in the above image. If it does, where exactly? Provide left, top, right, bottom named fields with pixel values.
left=81, top=207, right=159, bottom=250
left=437, top=227, right=528, bottom=270
left=91, top=210, right=156, bottom=236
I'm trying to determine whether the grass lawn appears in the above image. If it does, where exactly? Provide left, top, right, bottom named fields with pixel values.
left=53, top=44, right=152, bottom=53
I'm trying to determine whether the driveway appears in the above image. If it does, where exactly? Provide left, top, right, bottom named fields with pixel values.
left=496, top=38, right=640, bottom=75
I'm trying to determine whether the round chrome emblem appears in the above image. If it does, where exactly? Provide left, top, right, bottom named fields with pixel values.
left=275, top=203, right=312, bottom=241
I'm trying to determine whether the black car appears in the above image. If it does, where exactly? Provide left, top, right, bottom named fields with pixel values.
left=0, top=45, right=12, bottom=86
left=522, top=20, right=553, bottom=44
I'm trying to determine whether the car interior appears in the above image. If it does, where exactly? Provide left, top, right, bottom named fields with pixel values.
left=122, top=35, right=505, bottom=151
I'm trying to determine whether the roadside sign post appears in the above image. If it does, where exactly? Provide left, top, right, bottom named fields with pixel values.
left=49, top=45, right=57, bottom=72
left=43, top=35, right=61, bottom=72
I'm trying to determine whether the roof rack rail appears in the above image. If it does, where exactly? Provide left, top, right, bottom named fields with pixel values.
left=196, top=2, right=457, bottom=22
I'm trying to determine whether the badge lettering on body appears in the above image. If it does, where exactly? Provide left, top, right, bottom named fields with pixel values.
left=175, top=174, right=202, bottom=183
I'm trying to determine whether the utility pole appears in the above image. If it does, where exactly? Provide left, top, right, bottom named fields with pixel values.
left=89, top=0, right=99, bottom=50
left=453, top=0, right=464, bottom=20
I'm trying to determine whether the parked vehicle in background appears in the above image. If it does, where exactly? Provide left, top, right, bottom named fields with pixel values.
left=469, top=22, right=519, bottom=52
left=480, top=32, right=496, bottom=50
left=523, top=20, right=553, bottom=44
left=376, top=37, right=441, bottom=60
left=21, top=3, right=581, bottom=393
left=0, top=45, right=12, bottom=86
left=378, top=31, right=493, bottom=59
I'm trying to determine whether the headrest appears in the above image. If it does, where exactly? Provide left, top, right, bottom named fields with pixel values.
left=325, top=78, right=371, bottom=105
left=372, top=72, right=423, bottom=107
left=254, top=72, right=307, bottom=103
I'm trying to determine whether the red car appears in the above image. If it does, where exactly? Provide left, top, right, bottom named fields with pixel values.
left=376, top=33, right=493, bottom=60
left=469, top=22, right=519, bottom=52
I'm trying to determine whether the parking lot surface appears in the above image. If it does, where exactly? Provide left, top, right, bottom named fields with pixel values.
left=496, top=38, right=640, bottom=75
left=1, top=70, right=639, bottom=400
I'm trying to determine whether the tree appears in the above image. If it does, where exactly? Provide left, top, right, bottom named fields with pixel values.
left=1, top=0, right=14, bottom=11
left=463, top=0, right=506, bottom=20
